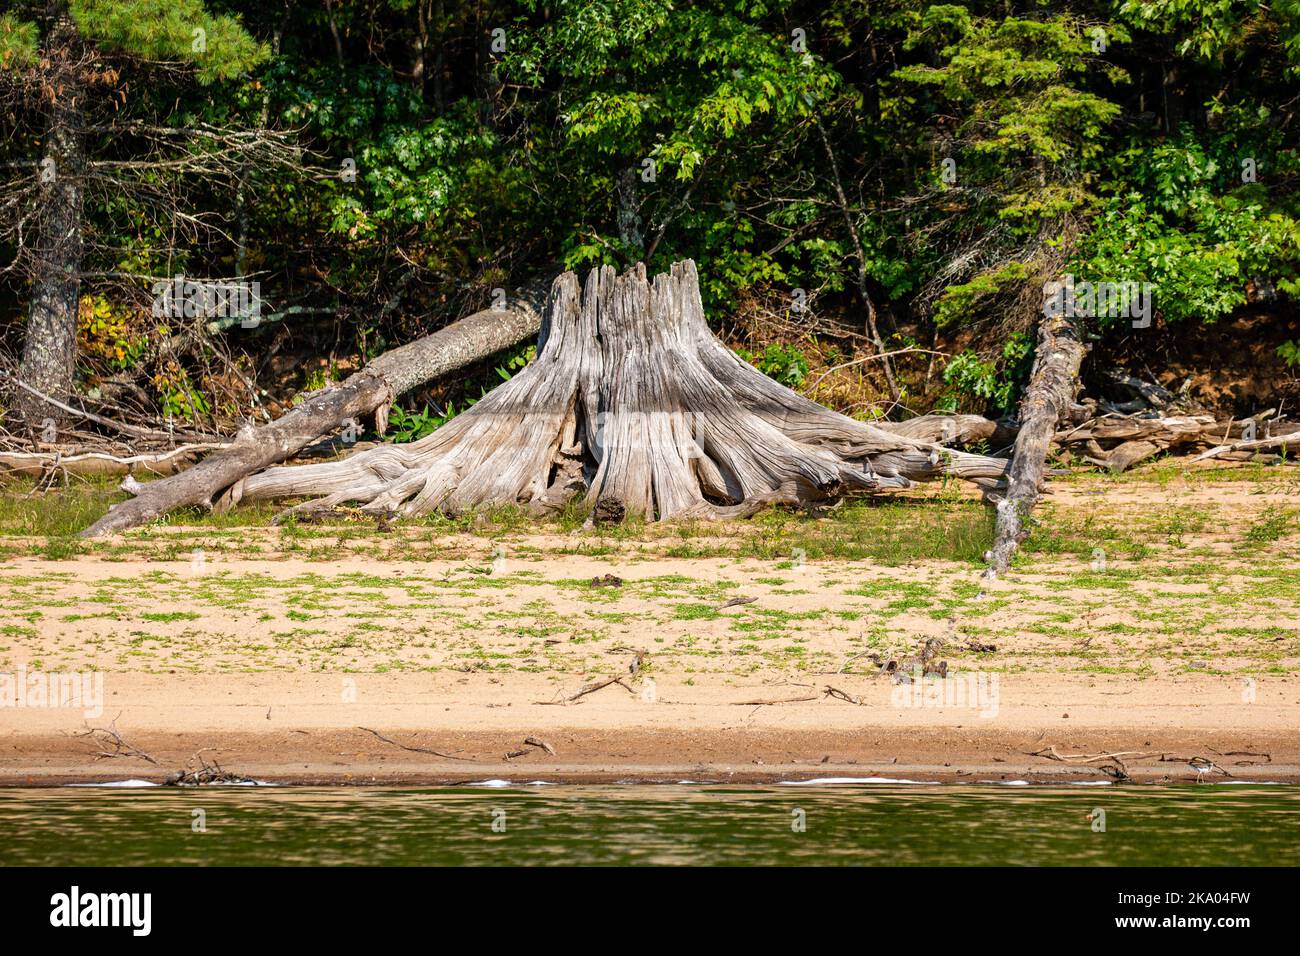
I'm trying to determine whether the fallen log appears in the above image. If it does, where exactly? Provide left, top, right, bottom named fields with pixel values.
left=81, top=282, right=549, bottom=536
left=1190, top=431, right=1300, bottom=464
left=226, top=261, right=1008, bottom=524
left=984, top=302, right=1086, bottom=577
left=874, top=413, right=996, bottom=445
left=0, top=443, right=226, bottom=479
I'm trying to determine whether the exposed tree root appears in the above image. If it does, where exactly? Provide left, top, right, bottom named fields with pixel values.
left=233, top=261, right=1008, bottom=525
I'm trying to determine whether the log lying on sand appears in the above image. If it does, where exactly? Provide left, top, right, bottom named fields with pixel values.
left=984, top=305, right=1086, bottom=577
left=229, top=261, right=1008, bottom=524
left=82, top=282, right=549, bottom=536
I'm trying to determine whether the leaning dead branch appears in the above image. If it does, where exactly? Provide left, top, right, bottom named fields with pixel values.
left=985, top=299, right=1086, bottom=577
left=81, top=279, right=551, bottom=536
left=72, top=725, right=160, bottom=765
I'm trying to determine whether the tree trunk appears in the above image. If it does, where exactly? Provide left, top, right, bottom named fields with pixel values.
left=81, top=283, right=549, bottom=536
left=231, top=261, right=1007, bottom=524
left=984, top=306, right=1086, bottom=577
left=17, top=17, right=84, bottom=431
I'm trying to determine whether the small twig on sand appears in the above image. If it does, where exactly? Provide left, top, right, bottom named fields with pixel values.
left=732, top=684, right=869, bottom=706
left=1208, top=748, right=1272, bottom=765
left=357, top=726, right=476, bottom=761
left=731, top=693, right=821, bottom=706
left=539, top=673, right=634, bottom=705
left=541, top=652, right=644, bottom=703
left=835, top=651, right=875, bottom=674
left=524, top=736, right=556, bottom=756
left=823, top=685, right=867, bottom=706
left=716, top=596, right=756, bottom=611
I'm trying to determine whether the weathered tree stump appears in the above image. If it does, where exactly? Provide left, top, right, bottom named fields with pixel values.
left=233, top=261, right=1007, bottom=524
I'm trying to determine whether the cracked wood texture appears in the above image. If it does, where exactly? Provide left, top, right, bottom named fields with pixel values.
left=984, top=307, right=1087, bottom=577
left=235, top=261, right=1008, bottom=524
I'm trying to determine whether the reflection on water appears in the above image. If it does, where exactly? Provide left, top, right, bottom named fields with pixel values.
left=1, top=782, right=1297, bottom=866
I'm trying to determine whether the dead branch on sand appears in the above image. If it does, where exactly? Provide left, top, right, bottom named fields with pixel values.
left=357, top=726, right=476, bottom=761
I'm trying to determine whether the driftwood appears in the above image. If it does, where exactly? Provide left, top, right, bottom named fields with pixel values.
left=81, top=281, right=549, bottom=536
left=985, top=305, right=1086, bottom=576
left=1056, top=410, right=1298, bottom=470
left=962, top=408, right=1296, bottom=472
left=357, top=726, right=475, bottom=761
left=0, top=443, right=226, bottom=479
left=874, top=413, right=996, bottom=445
left=1190, top=430, right=1300, bottom=464
left=224, top=261, right=1007, bottom=524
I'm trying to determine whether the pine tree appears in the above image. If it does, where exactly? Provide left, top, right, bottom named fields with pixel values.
left=1, top=0, right=264, bottom=431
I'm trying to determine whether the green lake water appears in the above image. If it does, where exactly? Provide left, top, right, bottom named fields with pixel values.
left=1, top=782, right=1297, bottom=866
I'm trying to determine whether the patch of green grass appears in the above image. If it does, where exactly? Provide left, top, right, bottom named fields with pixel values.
left=1243, top=506, right=1295, bottom=546
left=674, top=602, right=722, bottom=621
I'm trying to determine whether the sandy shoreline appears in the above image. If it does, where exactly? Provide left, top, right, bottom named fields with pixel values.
left=3, top=672, right=1295, bottom=786
left=2, top=475, right=1296, bottom=787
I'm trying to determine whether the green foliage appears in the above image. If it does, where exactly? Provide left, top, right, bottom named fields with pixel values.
left=737, top=343, right=810, bottom=387
left=895, top=6, right=1127, bottom=224
left=388, top=403, right=457, bottom=443
left=934, top=263, right=1030, bottom=329
left=494, top=343, right=536, bottom=382
left=4, top=0, right=1300, bottom=427
left=70, top=0, right=267, bottom=83
left=156, top=372, right=211, bottom=422
left=0, top=13, right=38, bottom=69
left=1075, top=126, right=1300, bottom=324
left=1118, top=0, right=1300, bottom=69
left=941, top=332, right=1033, bottom=412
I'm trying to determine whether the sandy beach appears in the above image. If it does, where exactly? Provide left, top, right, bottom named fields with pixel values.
left=2, top=472, right=1297, bottom=785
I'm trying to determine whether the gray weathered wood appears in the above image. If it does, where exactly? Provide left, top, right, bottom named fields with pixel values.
left=237, top=261, right=1008, bottom=524
left=984, top=307, right=1086, bottom=577
left=81, top=282, right=548, bottom=536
